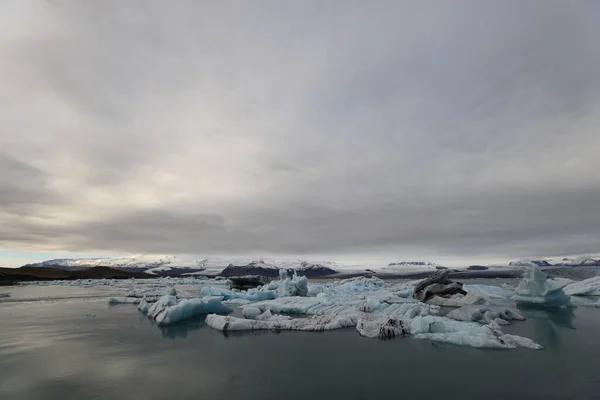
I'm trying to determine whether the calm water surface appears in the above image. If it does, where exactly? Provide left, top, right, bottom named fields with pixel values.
left=1, top=284, right=599, bottom=400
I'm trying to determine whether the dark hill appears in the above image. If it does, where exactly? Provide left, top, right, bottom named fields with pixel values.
left=0, top=266, right=153, bottom=283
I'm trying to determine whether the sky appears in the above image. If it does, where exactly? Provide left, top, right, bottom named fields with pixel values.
left=1, top=1, right=599, bottom=268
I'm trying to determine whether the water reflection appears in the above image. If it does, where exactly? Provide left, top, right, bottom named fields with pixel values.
left=158, top=317, right=207, bottom=339
left=517, top=307, right=576, bottom=346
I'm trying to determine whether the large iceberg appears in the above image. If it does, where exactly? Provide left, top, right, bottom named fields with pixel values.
left=206, top=313, right=357, bottom=332
left=413, top=270, right=485, bottom=307
left=512, top=266, right=572, bottom=308
left=139, top=291, right=232, bottom=326
left=563, top=276, right=600, bottom=296
left=445, top=306, right=525, bottom=325
left=200, top=286, right=276, bottom=302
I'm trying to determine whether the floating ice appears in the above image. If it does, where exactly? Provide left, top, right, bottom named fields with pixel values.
left=276, top=270, right=309, bottom=297
left=108, top=297, right=141, bottom=305
left=563, top=276, right=600, bottom=296
left=142, top=294, right=232, bottom=326
left=200, top=286, right=276, bottom=302
left=413, top=270, right=486, bottom=307
left=512, top=266, right=572, bottom=307
left=242, top=306, right=261, bottom=319
left=206, top=313, right=358, bottom=332
left=425, top=292, right=486, bottom=307
left=445, top=306, right=525, bottom=325
left=464, top=284, right=515, bottom=299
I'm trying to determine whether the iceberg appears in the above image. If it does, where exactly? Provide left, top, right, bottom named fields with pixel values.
left=108, top=297, right=141, bottom=305
left=512, top=266, right=572, bottom=308
left=275, top=269, right=309, bottom=297
left=445, top=306, right=525, bottom=325
left=563, top=276, right=600, bottom=296
left=242, top=306, right=261, bottom=319
left=464, top=284, right=515, bottom=299
left=140, top=293, right=232, bottom=326
left=206, top=313, right=358, bottom=332
left=200, top=286, right=276, bottom=302
left=413, top=270, right=485, bottom=307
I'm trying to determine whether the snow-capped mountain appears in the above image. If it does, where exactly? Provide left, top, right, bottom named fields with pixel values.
left=378, top=261, right=445, bottom=273
left=21, top=254, right=600, bottom=278
left=506, top=257, right=600, bottom=268
left=23, top=256, right=345, bottom=277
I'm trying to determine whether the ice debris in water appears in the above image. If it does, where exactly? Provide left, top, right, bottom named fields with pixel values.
left=512, top=265, right=572, bottom=308
left=203, top=277, right=542, bottom=350
left=102, top=270, right=544, bottom=350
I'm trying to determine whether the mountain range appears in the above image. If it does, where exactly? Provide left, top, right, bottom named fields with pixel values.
left=18, top=255, right=600, bottom=278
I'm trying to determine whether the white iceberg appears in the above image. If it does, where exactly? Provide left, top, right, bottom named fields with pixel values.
left=464, top=284, right=515, bottom=299
left=275, top=270, right=309, bottom=297
left=206, top=313, right=358, bottom=332
left=563, top=276, right=600, bottom=296
left=512, top=266, right=572, bottom=307
left=445, top=306, right=525, bottom=325
left=200, top=286, right=276, bottom=302
left=242, top=306, right=261, bottom=319
left=140, top=294, right=232, bottom=326
left=425, top=292, right=486, bottom=307
left=108, top=297, right=141, bottom=305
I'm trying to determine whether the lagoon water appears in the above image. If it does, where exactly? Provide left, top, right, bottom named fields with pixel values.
left=1, top=284, right=600, bottom=400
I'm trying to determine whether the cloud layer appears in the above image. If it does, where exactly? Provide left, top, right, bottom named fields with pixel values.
left=1, top=1, right=599, bottom=262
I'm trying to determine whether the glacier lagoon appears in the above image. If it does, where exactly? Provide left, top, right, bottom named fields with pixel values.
left=1, top=281, right=600, bottom=400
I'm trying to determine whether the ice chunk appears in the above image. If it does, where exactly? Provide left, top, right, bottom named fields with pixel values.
left=146, top=295, right=232, bottom=326
left=464, top=284, right=515, bottom=299
left=242, top=306, right=261, bottom=319
left=137, top=298, right=151, bottom=314
left=409, top=316, right=542, bottom=349
left=425, top=291, right=485, bottom=307
left=512, top=266, right=572, bottom=307
left=563, top=276, right=600, bottom=296
left=200, top=286, right=276, bottom=302
left=356, top=314, right=541, bottom=349
left=356, top=317, right=409, bottom=339
left=445, top=306, right=525, bottom=324
left=277, top=270, right=309, bottom=297
left=206, top=313, right=358, bottom=332
left=108, top=297, right=141, bottom=305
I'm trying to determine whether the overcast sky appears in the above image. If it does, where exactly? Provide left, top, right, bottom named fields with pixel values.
left=1, top=1, right=599, bottom=267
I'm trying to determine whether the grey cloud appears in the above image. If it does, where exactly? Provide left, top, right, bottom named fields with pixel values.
left=0, top=1, right=599, bottom=263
